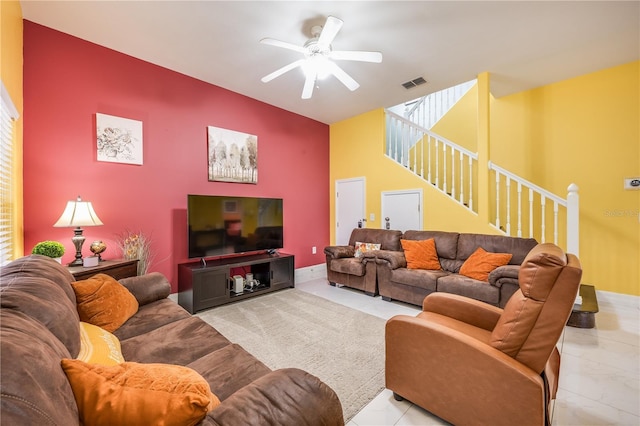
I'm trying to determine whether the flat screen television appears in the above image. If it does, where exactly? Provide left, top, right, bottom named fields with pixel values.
left=187, top=194, right=283, bottom=259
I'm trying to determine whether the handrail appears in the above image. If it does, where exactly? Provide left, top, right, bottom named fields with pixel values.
left=386, top=110, right=478, bottom=160
left=488, top=161, right=566, bottom=206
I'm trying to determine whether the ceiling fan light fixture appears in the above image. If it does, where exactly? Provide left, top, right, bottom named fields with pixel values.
left=303, top=55, right=332, bottom=80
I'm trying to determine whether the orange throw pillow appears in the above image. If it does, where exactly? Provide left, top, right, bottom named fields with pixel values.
left=61, top=359, right=220, bottom=426
left=71, top=274, right=139, bottom=333
left=459, top=247, right=513, bottom=281
left=400, top=238, right=441, bottom=270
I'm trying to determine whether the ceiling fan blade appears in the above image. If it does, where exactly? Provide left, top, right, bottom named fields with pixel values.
left=329, top=50, right=383, bottom=63
left=301, top=70, right=316, bottom=99
left=326, top=61, right=360, bottom=91
left=317, top=16, right=343, bottom=48
left=260, top=38, right=306, bottom=54
left=261, top=59, right=305, bottom=83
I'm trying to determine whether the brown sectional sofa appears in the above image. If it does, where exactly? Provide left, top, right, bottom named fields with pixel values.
left=372, top=230, right=538, bottom=308
left=325, top=228, right=538, bottom=308
left=0, top=255, right=344, bottom=425
left=324, top=228, right=403, bottom=296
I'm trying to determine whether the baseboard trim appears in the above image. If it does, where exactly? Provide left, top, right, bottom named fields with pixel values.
left=295, top=263, right=327, bottom=283
left=596, top=289, right=640, bottom=309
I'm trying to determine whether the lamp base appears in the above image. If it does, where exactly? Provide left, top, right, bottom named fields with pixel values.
left=69, top=227, right=85, bottom=267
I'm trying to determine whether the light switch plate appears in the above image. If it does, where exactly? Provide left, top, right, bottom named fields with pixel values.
left=369, top=213, right=375, bottom=221
left=624, top=177, right=640, bottom=190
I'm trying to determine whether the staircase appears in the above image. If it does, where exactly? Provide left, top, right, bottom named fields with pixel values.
left=384, top=86, right=579, bottom=255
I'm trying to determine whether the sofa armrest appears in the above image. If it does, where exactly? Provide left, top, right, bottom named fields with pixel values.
left=422, top=292, right=503, bottom=331
left=372, top=250, right=406, bottom=269
left=206, top=368, right=344, bottom=426
left=488, top=265, right=520, bottom=287
left=118, top=272, right=171, bottom=306
left=324, top=245, right=355, bottom=259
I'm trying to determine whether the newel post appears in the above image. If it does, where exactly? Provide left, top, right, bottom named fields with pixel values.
left=566, top=183, right=579, bottom=256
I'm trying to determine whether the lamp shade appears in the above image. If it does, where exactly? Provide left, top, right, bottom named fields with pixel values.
left=53, top=196, right=103, bottom=228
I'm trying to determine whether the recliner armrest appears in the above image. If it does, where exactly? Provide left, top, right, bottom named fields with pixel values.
left=422, top=292, right=503, bottom=331
left=324, top=245, right=355, bottom=259
left=371, top=250, right=406, bottom=269
left=118, top=272, right=171, bottom=306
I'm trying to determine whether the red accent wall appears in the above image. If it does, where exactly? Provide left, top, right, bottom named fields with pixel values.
left=23, top=21, right=330, bottom=291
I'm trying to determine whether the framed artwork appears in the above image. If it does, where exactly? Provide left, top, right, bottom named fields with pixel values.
left=207, top=125, right=257, bottom=184
left=96, top=113, right=143, bottom=165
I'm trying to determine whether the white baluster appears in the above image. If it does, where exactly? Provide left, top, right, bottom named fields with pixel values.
left=553, top=201, right=559, bottom=245
left=506, top=176, right=511, bottom=235
left=427, top=135, right=432, bottom=183
left=451, top=147, right=456, bottom=200
left=567, top=183, right=579, bottom=256
left=420, top=133, right=424, bottom=179
left=529, top=188, right=534, bottom=238
left=435, top=139, right=439, bottom=188
left=468, top=156, right=473, bottom=210
left=443, top=144, right=448, bottom=194
left=495, top=172, right=501, bottom=230
left=541, top=195, right=546, bottom=243
left=459, top=153, right=464, bottom=204
left=517, top=182, right=522, bottom=237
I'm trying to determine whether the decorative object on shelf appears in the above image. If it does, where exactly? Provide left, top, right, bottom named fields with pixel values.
left=115, top=230, right=154, bottom=275
left=54, top=196, right=104, bottom=266
left=96, top=113, right=143, bottom=165
left=32, top=240, right=65, bottom=263
left=207, top=126, right=257, bottom=184
left=89, top=240, right=107, bottom=261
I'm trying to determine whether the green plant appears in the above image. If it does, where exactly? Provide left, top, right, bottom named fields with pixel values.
left=32, top=241, right=65, bottom=258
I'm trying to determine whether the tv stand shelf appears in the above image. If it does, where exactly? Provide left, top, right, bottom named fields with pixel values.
left=178, top=252, right=294, bottom=314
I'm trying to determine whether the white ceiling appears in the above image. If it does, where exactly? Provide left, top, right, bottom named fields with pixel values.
left=20, top=1, right=640, bottom=124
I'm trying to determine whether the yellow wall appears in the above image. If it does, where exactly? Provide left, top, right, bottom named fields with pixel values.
left=0, top=0, right=24, bottom=259
left=330, top=61, right=639, bottom=296
left=491, top=61, right=639, bottom=296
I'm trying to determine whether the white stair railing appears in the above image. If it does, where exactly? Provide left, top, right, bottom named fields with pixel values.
left=489, top=161, right=579, bottom=253
left=386, top=110, right=478, bottom=212
left=405, top=80, right=476, bottom=130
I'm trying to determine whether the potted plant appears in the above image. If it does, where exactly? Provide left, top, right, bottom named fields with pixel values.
left=32, top=241, right=65, bottom=263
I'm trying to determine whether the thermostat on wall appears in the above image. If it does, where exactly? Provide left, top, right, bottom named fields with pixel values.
left=624, top=177, right=640, bottom=190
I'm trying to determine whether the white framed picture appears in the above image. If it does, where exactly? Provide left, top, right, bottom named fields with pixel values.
left=96, top=113, right=143, bottom=165
left=207, top=125, right=257, bottom=184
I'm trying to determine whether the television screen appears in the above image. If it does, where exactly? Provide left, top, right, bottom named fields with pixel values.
left=187, top=195, right=283, bottom=259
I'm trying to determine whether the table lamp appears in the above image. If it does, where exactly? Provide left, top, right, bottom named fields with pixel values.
left=53, top=196, right=104, bottom=266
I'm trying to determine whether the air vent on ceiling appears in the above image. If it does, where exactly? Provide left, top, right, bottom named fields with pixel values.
left=402, top=77, right=427, bottom=89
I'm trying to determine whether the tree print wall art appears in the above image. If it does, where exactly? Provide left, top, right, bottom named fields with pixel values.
left=96, top=113, right=143, bottom=165
left=208, top=125, right=258, bottom=184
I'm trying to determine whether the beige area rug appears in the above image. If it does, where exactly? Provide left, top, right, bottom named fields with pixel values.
left=196, top=288, right=386, bottom=422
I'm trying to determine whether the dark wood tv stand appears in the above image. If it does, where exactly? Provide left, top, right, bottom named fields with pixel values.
left=178, top=252, right=294, bottom=314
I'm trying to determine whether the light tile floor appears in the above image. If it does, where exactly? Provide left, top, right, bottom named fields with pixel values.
left=296, top=278, right=640, bottom=426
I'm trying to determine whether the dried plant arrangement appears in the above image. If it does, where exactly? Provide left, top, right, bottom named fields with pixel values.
left=115, top=230, right=154, bottom=275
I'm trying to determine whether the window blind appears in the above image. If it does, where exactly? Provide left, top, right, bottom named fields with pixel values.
left=0, top=81, right=19, bottom=266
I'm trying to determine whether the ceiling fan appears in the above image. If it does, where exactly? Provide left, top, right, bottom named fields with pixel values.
left=260, top=16, right=383, bottom=99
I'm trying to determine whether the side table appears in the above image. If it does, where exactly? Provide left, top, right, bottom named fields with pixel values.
left=567, top=284, right=599, bottom=328
left=68, top=259, right=138, bottom=281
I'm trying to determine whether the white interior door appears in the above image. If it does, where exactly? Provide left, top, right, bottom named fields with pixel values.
left=381, top=189, right=422, bottom=232
left=336, top=178, right=365, bottom=245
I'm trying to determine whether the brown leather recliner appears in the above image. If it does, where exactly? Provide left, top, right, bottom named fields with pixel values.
left=385, top=243, right=582, bottom=426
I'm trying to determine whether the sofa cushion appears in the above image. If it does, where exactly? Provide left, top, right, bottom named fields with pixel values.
left=330, top=257, right=366, bottom=276
left=401, top=238, right=441, bottom=270
left=113, top=298, right=191, bottom=341
left=354, top=241, right=381, bottom=258
left=457, top=233, right=537, bottom=265
left=77, top=322, right=125, bottom=366
left=0, top=254, right=77, bottom=303
left=1, top=310, right=80, bottom=426
left=459, top=247, right=513, bottom=281
left=348, top=228, right=403, bottom=251
left=390, top=268, right=445, bottom=291
left=72, top=273, right=139, bottom=333
left=120, top=316, right=232, bottom=365
left=61, top=359, right=218, bottom=426
left=436, top=274, right=500, bottom=305
left=402, top=230, right=459, bottom=260
left=187, top=343, right=272, bottom=401
left=0, top=274, right=81, bottom=357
